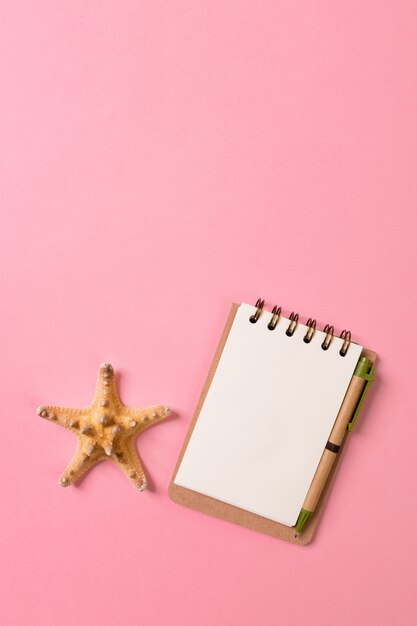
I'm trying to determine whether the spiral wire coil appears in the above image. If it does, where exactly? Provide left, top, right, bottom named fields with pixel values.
left=249, top=299, right=351, bottom=355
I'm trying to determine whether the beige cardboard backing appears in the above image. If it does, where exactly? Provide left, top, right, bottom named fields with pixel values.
left=169, top=303, right=376, bottom=545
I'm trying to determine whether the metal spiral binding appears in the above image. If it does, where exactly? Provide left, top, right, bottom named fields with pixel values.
left=339, top=330, right=351, bottom=356
left=303, top=318, right=316, bottom=343
left=267, top=305, right=281, bottom=330
left=249, top=299, right=352, bottom=356
left=286, top=312, right=299, bottom=336
left=321, top=324, right=334, bottom=350
left=249, top=298, right=264, bottom=323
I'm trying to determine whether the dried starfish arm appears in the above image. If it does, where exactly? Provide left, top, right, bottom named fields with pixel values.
left=36, top=405, right=90, bottom=431
left=122, top=404, right=170, bottom=434
left=112, top=436, right=148, bottom=491
left=91, top=363, right=123, bottom=410
left=59, top=440, right=103, bottom=487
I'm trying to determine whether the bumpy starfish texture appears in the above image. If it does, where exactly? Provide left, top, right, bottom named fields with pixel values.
left=37, top=363, right=170, bottom=491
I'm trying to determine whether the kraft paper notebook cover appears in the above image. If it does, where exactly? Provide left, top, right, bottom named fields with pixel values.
left=169, top=301, right=376, bottom=545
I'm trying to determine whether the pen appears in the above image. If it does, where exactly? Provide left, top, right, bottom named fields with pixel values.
left=295, top=356, right=374, bottom=533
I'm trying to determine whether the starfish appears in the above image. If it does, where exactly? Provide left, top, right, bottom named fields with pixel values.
left=37, top=363, right=170, bottom=491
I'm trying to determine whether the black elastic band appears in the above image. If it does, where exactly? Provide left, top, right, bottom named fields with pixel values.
left=325, top=441, right=340, bottom=454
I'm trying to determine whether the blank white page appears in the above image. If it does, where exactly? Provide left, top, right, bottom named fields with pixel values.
left=175, top=303, right=363, bottom=527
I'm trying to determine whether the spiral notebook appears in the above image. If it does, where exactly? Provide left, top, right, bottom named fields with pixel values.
left=169, top=301, right=376, bottom=544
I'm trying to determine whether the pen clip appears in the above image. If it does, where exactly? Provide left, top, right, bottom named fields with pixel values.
left=348, top=366, right=375, bottom=432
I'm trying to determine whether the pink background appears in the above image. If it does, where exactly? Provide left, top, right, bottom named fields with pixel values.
left=1, top=2, right=416, bottom=625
